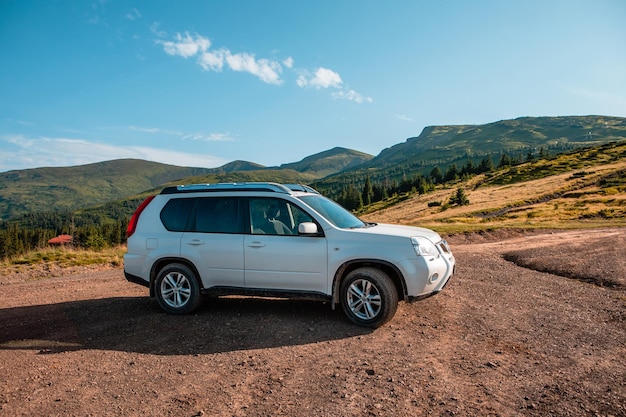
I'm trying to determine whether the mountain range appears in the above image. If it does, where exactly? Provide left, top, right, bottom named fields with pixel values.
left=1, top=115, right=625, bottom=221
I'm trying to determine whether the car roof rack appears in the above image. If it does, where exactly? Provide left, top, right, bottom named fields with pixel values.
left=160, top=182, right=318, bottom=195
left=284, top=183, right=320, bottom=194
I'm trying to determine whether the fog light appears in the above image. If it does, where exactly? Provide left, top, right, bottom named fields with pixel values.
left=429, top=273, right=439, bottom=283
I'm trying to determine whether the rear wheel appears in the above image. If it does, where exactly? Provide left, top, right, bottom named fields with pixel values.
left=340, top=267, right=398, bottom=328
left=154, top=263, right=202, bottom=314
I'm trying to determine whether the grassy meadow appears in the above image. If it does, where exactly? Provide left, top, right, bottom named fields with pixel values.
left=0, top=246, right=125, bottom=279
left=361, top=142, right=626, bottom=233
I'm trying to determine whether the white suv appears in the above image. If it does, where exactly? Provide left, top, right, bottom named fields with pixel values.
left=124, top=182, right=455, bottom=328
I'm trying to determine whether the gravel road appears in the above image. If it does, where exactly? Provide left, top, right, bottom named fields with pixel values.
left=1, top=228, right=624, bottom=416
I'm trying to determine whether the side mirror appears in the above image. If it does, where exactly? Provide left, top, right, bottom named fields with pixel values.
left=298, top=222, right=319, bottom=235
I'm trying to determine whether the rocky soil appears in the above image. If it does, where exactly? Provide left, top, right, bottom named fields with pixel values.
left=1, top=228, right=625, bottom=416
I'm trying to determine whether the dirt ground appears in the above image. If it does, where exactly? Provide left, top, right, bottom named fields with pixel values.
left=1, top=228, right=624, bottom=417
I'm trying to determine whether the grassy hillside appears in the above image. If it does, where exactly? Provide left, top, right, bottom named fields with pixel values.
left=162, top=169, right=315, bottom=188
left=0, top=148, right=371, bottom=221
left=0, top=159, right=212, bottom=221
left=278, top=147, right=373, bottom=178
left=314, top=115, right=626, bottom=196
left=173, top=147, right=373, bottom=186
left=210, top=160, right=266, bottom=173
left=371, top=115, right=626, bottom=166
left=361, top=141, right=626, bottom=233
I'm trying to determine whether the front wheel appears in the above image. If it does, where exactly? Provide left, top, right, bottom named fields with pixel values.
left=340, top=267, right=398, bottom=328
left=154, top=263, right=202, bottom=314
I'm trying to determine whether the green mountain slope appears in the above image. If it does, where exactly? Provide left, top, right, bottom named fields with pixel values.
left=130, top=147, right=374, bottom=197
left=0, top=147, right=372, bottom=220
left=313, top=115, right=626, bottom=195
left=371, top=115, right=626, bottom=166
left=278, top=147, right=373, bottom=178
left=209, top=160, right=266, bottom=173
left=0, top=159, right=212, bottom=220
left=162, top=169, right=314, bottom=189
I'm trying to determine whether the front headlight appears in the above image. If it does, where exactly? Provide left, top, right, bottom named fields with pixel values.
left=411, top=236, right=440, bottom=258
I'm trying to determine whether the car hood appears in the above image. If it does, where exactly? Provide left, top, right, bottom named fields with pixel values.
left=351, top=223, right=442, bottom=243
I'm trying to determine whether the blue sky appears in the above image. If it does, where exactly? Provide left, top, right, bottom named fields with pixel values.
left=1, top=0, right=625, bottom=172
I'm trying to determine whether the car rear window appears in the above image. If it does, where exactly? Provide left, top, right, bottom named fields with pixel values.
left=160, top=198, right=195, bottom=232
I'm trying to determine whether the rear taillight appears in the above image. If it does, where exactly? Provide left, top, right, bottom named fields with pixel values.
left=126, top=196, right=155, bottom=238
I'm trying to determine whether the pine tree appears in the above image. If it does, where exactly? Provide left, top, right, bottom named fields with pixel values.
left=444, top=164, right=459, bottom=182
left=429, top=166, right=443, bottom=184
left=449, top=187, right=470, bottom=206
left=498, top=153, right=511, bottom=168
left=362, top=175, right=373, bottom=206
left=478, top=156, right=494, bottom=173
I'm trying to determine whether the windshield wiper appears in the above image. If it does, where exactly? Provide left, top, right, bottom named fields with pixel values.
left=349, top=222, right=376, bottom=229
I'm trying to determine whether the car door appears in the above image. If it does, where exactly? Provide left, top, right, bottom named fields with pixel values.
left=244, top=197, right=328, bottom=293
left=181, top=197, right=245, bottom=289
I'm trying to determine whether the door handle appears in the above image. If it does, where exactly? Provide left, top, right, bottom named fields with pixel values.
left=247, top=241, right=266, bottom=248
left=187, top=239, right=205, bottom=246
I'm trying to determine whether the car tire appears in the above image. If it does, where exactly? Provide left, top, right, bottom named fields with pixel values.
left=340, top=267, right=398, bottom=328
left=154, top=263, right=202, bottom=314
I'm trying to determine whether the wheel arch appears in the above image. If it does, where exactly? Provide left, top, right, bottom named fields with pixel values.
left=331, top=259, right=407, bottom=307
left=149, top=257, right=202, bottom=297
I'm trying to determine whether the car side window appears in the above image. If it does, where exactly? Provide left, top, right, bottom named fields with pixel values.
left=249, top=198, right=313, bottom=236
left=160, top=198, right=195, bottom=232
left=194, top=197, right=242, bottom=233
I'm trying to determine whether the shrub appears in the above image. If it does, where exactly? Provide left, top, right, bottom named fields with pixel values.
left=449, top=187, right=470, bottom=206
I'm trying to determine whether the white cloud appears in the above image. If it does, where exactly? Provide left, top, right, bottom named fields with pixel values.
left=298, top=67, right=343, bottom=89
left=126, top=8, right=141, bottom=20
left=129, top=146, right=228, bottom=167
left=160, top=32, right=211, bottom=58
left=395, top=114, right=413, bottom=122
left=295, top=67, right=371, bottom=103
left=181, top=132, right=236, bottom=142
left=296, top=73, right=308, bottom=88
left=332, top=89, right=373, bottom=104
left=129, top=125, right=184, bottom=136
left=129, top=125, right=161, bottom=134
left=128, top=125, right=235, bottom=142
left=0, top=135, right=228, bottom=171
left=225, top=52, right=283, bottom=85
left=158, top=32, right=283, bottom=84
left=311, top=67, right=343, bottom=89
left=150, top=22, right=167, bottom=38
left=155, top=30, right=372, bottom=101
left=198, top=49, right=226, bottom=71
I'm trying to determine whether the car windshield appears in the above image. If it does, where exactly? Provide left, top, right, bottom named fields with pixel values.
left=298, top=195, right=367, bottom=229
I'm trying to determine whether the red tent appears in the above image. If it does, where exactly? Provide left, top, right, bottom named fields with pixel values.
left=48, top=234, right=73, bottom=245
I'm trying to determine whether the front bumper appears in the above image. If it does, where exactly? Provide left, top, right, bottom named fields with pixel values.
left=408, top=264, right=454, bottom=302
